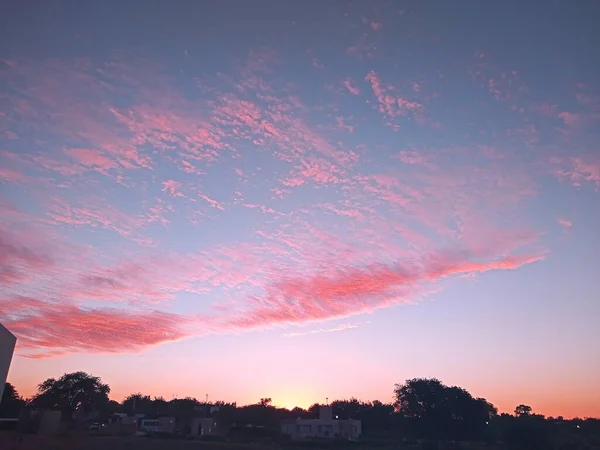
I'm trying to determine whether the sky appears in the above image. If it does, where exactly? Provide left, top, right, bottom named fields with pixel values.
left=1, top=0, right=599, bottom=418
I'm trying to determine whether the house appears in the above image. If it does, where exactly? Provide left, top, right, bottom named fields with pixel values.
left=0, top=323, right=16, bottom=407
left=140, top=417, right=175, bottom=434
left=37, top=410, right=63, bottom=435
left=110, top=413, right=138, bottom=426
left=282, top=405, right=361, bottom=440
left=190, top=417, right=217, bottom=437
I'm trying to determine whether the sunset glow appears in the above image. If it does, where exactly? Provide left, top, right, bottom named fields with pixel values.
left=1, top=1, right=599, bottom=419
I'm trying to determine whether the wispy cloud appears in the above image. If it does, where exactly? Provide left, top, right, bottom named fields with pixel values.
left=217, top=251, right=544, bottom=334
left=282, top=322, right=365, bottom=338
left=1, top=298, right=189, bottom=359
left=557, top=218, right=573, bottom=233
left=343, top=78, right=361, bottom=96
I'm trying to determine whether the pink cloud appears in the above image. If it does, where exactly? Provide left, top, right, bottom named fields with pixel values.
left=533, top=103, right=558, bottom=117
left=220, top=251, right=544, bottom=332
left=44, top=197, right=157, bottom=245
left=320, top=203, right=364, bottom=219
left=343, top=78, right=361, bottom=95
left=365, top=71, right=425, bottom=127
left=181, top=160, right=205, bottom=175
left=557, top=218, right=572, bottom=233
left=297, top=157, right=345, bottom=185
left=559, top=112, right=583, bottom=127
left=199, top=193, right=224, bottom=210
left=64, top=147, right=118, bottom=171
left=162, top=180, right=185, bottom=198
left=0, top=49, right=577, bottom=363
left=243, top=203, right=279, bottom=215
left=283, top=322, right=365, bottom=338
left=0, top=183, right=546, bottom=358
left=553, top=156, right=600, bottom=188
left=0, top=167, right=29, bottom=184
left=1, top=297, right=189, bottom=358
left=0, top=226, right=56, bottom=286
left=346, top=43, right=378, bottom=59
left=395, top=150, right=431, bottom=166
left=335, top=116, right=355, bottom=133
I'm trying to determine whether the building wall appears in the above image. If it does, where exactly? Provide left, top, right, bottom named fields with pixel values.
left=0, top=324, right=17, bottom=405
left=190, top=417, right=217, bottom=436
left=140, top=417, right=175, bottom=434
left=338, top=419, right=361, bottom=439
left=38, top=410, right=63, bottom=435
left=282, top=406, right=361, bottom=440
left=282, top=418, right=361, bottom=440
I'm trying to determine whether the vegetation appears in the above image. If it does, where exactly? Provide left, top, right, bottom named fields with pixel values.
left=3, top=373, right=600, bottom=449
left=29, top=371, right=111, bottom=413
left=0, top=382, right=25, bottom=418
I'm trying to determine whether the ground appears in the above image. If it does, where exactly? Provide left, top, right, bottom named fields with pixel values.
left=0, top=432, right=511, bottom=450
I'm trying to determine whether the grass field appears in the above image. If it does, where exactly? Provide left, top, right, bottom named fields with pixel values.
left=0, top=432, right=509, bottom=450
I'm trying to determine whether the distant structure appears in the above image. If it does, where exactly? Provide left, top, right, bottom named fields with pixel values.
left=0, top=323, right=17, bottom=405
left=140, top=417, right=176, bottom=434
left=282, top=405, right=361, bottom=440
left=191, top=417, right=217, bottom=437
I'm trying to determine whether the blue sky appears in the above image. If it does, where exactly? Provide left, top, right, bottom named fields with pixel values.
left=1, top=0, right=599, bottom=417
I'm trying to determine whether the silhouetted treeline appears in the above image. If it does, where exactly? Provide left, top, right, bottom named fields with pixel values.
left=3, top=373, right=600, bottom=449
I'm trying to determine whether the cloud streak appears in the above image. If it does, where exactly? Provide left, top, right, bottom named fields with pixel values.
left=282, top=322, right=365, bottom=338
left=1, top=297, right=189, bottom=359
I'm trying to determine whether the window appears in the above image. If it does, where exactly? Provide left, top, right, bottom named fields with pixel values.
left=318, top=424, right=333, bottom=436
left=297, top=424, right=312, bottom=433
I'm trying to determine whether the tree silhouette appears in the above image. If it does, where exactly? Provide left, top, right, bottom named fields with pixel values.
left=259, top=397, right=272, bottom=407
left=122, top=393, right=154, bottom=414
left=308, top=403, right=320, bottom=416
left=9, top=373, right=597, bottom=446
left=0, top=382, right=25, bottom=418
left=394, top=378, right=497, bottom=441
left=515, top=404, right=533, bottom=417
left=30, top=371, right=110, bottom=414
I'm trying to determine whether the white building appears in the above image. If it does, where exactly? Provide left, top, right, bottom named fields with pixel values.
left=190, top=417, right=217, bottom=436
left=140, top=417, right=175, bottom=434
left=282, top=405, right=361, bottom=440
left=0, top=323, right=17, bottom=406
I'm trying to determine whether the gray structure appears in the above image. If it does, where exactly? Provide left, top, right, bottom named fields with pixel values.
left=282, top=405, right=361, bottom=440
left=0, top=323, right=17, bottom=405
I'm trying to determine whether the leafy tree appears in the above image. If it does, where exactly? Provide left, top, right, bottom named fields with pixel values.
left=212, top=402, right=238, bottom=429
left=152, top=396, right=169, bottom=415
left=122, top=393, right=154, bottom=414
left=332, top=398, right=363, bottom=419
left=0, top=382, right=25, bottom=418
left=394, top=378, right=497, bottom=441
left=169, top=397, right=201, bottom=418
left=394, top=378, right=447, bottom=439
left=395, top=378, right=446, bottom=418
left=504, top=413, right=552, bottom=449
left=307, top=403, right=320, bottom=416
left=515, top=404, right=533, bottom=417
left=30, top=371, right=110, bottom=414
left=106, top=399, right=120, bottom=413
left=235, top=399, right=280, bottom=429
left=259, top=397, right=272, bottom=407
